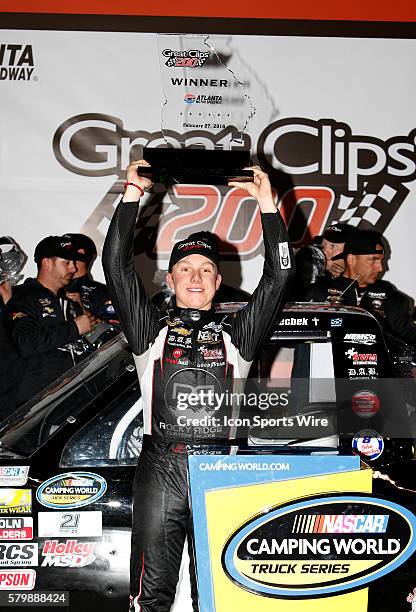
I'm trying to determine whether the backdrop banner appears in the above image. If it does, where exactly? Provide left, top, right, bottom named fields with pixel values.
left=1, top=30, right=415, bottom=298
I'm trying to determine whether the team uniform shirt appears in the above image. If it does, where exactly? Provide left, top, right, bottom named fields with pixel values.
left=1, top=278, right=79, bottom=411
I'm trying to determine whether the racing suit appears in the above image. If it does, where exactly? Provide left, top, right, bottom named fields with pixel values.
left=1, top=278, right=79, bottom=413
left=102, top=200, right=292, bottom=612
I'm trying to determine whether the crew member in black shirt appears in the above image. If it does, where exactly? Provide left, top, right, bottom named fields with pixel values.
left=0, top=236, right=93, bottom=416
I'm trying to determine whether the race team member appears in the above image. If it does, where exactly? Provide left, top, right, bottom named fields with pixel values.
left=320, top=223, right=357, bottom=279
left=0, top=236, right=93, bottom=414
left=289, top=223, right=356, bottom=299
left=309, top=229, right=416, bottom=345
left=102, top=160, right=293, bottom=612
left=64, top=233, right=119, bottom=325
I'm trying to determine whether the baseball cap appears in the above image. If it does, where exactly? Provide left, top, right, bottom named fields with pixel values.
left=64, top=233, right=97, bottom=262
left=34, top=236, right=89, bottom=264
left=168, top=232, right=219, bottom=272
left=322, top=223, right=357, bottom=244
left=332, top=229, right=384, bottom=260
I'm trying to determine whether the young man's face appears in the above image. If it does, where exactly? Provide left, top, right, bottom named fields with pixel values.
left=346, top=248, right=384, bottom=286
left=166, top=254, right=222, bottom=311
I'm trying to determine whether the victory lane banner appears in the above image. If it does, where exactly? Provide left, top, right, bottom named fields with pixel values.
left=188, top=455, right=416, bottom=611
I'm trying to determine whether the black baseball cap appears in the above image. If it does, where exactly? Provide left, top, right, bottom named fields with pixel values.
left=168, top=232, right=219, bottom=272
left=322, top=223, right=357, bottom=244
left=34, top=236, right=89, bottom=264
left=332, top=229, right=384, bottom=260
left=64, top=233, right=97, bottom=262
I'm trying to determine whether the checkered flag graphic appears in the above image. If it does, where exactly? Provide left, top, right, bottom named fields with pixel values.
left=333, top=182, right=410, bottom=233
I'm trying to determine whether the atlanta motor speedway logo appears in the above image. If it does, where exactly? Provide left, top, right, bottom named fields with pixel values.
left=0, top=44, right=36, bottom=81
left=53, top=114, right=414, bottom=259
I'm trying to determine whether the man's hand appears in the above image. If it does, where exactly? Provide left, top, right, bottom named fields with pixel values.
left=65, top=291, right=83, bottom=308
left=327, top=258, right=345, bottom=278
left=0, top=280, right=12, bottom=305
left=124, top=160, right=154, bottom=202
left=74, top=313, right=94, bottom=335
left=228, top=166, right=277, bottom=213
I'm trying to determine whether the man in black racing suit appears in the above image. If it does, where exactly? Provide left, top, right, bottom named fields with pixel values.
left=102, top=160, right=293, bottom=612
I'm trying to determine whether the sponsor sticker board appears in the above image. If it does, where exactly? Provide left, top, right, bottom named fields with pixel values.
left=188, top=455, right=416, bottom=611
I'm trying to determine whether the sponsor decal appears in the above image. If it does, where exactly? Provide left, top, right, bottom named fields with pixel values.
left=330, top=318, right=343, bottom=327
left=184, top=93, right=222, bottom=104
left=352, top=430, right=384, bottom=461
left=184, top=93, right=196, bottom=104
left=172, top=327, right=192, bottom=336
left=198, top=347, right=224, bottom=360
left=11, top=312, right=26, bottom=320
left=178, top=239, right=212, bottom=251
left=166, top=317, right=183, bottom=327
left=197, top=330, right=221, bottom=343
left=407, top=587, right=416, bottom=611
left=38, top=511, right=102, bottom=537
left=0, top=44, right=35, bottom=82
left=0, top=466, right=29, bottom=487
left=165, top=357, right=178, bottom=365
left=348, top=367, right=378, bottom=378
left=0, top=490, right=31, bottom=514
left=352, top=390, right=380, bottom=418
left=0, top=569, right=36, bottom=590
left=162, top=48, right=210, bottom=68
left=343, top=333, right=376, bottom=346
left=367, top=292, right=386, bottom=299
left=345, top=347, right=378, bottom=365
left=0, top=543, right=38, bottom=567
left=278, top=242, right=291, bottom=270
left=203, top=322, right=223, bottom=333
left=0, top=517, right=33, bottom=540
left=222, top=494, right=416, bottom=597
left=167, top=334, right=192, bottom=348
left=164, top=369, right=221, bottom=418
left=278, top=317, right=319, bottom=327
left=172, top=348, right=183, bottom=359
left=41, top=539, right=96, bottom=568
left=36, top=472, right=107, bottom=509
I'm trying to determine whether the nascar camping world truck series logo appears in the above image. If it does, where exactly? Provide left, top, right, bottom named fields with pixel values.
left=53, top=114, right=415, bottom=260
left=222, top=494, right=416, bottom=598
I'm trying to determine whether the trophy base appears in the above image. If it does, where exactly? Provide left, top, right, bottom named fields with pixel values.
left=142, top=147, right=253, bottom=186
left=139, top=167, right=253, bottom=186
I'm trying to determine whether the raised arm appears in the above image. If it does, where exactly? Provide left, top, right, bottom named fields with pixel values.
left=102, top=161, right=160, bottom=355
left=228, top=167, right=294, bottom=361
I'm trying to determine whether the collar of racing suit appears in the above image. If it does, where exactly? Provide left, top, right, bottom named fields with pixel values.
left=168, top=306, right=217, bottom=325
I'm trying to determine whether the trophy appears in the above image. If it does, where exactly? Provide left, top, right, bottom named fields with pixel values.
left=0, top=236, right=27, bottom=286
left=143, top=34, right=257, bottom=185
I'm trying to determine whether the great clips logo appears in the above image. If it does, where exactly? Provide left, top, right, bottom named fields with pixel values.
left=222, top=494, right=416, bottom=598
left=53, top=115, right=414, bottom=257
left=162, top=49, right=210, bottom=68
